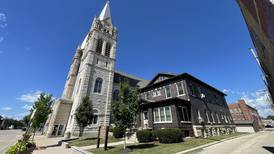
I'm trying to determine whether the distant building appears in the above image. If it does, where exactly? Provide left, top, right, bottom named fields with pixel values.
left=229, top=100, right=264, bottom=132
left=138, top=73, right=236, bottom=138
left=236, top=0, right=274, bottom=104
left=262, top=119, right=274, bottom=127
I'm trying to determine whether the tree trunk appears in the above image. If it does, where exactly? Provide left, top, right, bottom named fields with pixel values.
left=79, top=127, right=84, bottom=137
left=32, top=129, right=36, bottom=141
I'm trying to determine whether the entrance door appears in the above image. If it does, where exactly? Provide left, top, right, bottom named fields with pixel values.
left=143, top=111, right=148, bottom=128
left=51, top=124, right=64, bottom=136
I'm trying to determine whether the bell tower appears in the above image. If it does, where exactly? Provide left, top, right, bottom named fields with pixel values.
left=66, top=1, right=117, bottom=135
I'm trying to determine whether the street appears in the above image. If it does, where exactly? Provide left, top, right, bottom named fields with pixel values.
left=0, top=129, right=23, bottom=153
left=197, top=129, right=274, bottom=154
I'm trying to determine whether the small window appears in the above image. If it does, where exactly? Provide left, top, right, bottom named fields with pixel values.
left=165, top=86, right=171, bottom=98
left=189, top=84, right=195, bottom=96
left=105, top=42, right=111, bottom=57
left=156, top=89, right=161, bottom=96
left=105, top=62, right=108, bottom=68
left=211, top=112, right=215, bottom=123
left=113, top=89, right=119, bottom=101
left=152, top=89, right=161, bottom=97
left=179, top=106, right=190, bottom=121
left=176, top=82, right=185, bottom=96
left=216, top=113, right=220, bottom=123
left=94, top=78, right=103, bottom=93
left=145, top=92, right=149, bottom=99
left=197, top=110, right=201, bottom=120
left=92, top=110, right=99, bottom=124
left=205, top=110, right=210, bottom=123
left=96, top=58, right=99, bottom=64
left=96, top=39, right=103, bottom=54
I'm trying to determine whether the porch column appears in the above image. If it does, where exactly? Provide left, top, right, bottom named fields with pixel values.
left=171, top=104, right=180, bottom=128
left=148, top=108, right=153, bottom=129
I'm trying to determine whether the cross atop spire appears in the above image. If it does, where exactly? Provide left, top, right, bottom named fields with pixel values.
left=99, top=1, right=112, bottom=22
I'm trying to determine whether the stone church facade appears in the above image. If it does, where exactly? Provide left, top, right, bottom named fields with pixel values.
left=44, top=2, right=148, bottom=137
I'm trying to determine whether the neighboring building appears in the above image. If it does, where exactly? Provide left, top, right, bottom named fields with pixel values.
left=262, top=119, right=274, bottom=127
left=233, top=120, right=255, bottom=133
left=229, top=100, right=264, bottom=132
left=236, top=0, right=274, bottom=104
left=138, top=73, right=236, bottom=138
left=44, top=2, right=148, bottom=137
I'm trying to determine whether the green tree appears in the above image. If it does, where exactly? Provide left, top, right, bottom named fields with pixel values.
left=75, top=96, right=94, bottom=137
left=111, top=81, right=138, bottom=149
left=267, top=115, right=274, bottom=120
left=32, top=93, right=53, bottom=131
left=22, top=114, right=31, bottom=127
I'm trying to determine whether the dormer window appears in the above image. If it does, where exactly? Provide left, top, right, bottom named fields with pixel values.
left=176, top=82, right=185, bottom=96
left=165, top=86, right=171, bottom=98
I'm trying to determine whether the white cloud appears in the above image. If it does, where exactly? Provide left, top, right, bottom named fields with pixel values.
left=240, top=90, right=274, bottom=117
left=17, top=90, right=42, bottom=103
left=0, top=13, right=7, bottom=29
left=2, top=106, right=12, bottom=111
left=22, top=104, right=32, bottom=110
left=225, top=89, right=274, bottom=117
left=222, top=89, right=230, bottom=94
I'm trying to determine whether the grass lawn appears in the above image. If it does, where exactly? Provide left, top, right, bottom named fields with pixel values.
left=89, top=133, right=246, bottom=154
left=68, top=136, right=123, bottom=147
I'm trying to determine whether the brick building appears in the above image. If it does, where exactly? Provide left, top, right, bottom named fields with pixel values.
left=138, top=73, right=236, bottom=138
left=229, top=100, right=264, bottom=132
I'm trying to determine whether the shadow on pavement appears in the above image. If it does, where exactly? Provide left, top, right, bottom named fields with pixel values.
left=127, top=143, right=158, bottom=149
left=262, top=146, right=274, bottom=153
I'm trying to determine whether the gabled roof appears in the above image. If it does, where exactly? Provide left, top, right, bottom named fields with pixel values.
left=114, top=71, right=149, bottom=88
left=141, top=73, right=226, bottom=96
left=147, top=73, right=177, bottom=86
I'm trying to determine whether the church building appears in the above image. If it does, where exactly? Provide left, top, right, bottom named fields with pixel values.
left=44, top=2, right=148, bottom=137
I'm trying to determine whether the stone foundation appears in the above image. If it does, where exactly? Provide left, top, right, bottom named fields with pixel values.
left=193, top=125, right=236, bottom=138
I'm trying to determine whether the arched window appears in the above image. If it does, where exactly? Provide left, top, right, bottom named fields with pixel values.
left=105, top=42, right=111, bottom=57
left=96, top=39, right=103, bottom=54
left=94, top=78, right=103, bottom=93
left=92, top=109, right=98, bottom=124
left=113, top=89, right=119, bottom=101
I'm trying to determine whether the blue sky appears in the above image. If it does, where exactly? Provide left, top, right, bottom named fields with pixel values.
left=0, top=0, right=273, bottom=119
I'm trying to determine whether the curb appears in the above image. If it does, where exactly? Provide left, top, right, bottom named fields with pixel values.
left=175, top=133, right=251, bottom=154
left=71, top=146, right=92, bottom=154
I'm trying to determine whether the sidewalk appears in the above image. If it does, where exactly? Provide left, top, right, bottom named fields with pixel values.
left=33, top=135, right=74, bottom=154
left=175, top=133, right=251, bottom=154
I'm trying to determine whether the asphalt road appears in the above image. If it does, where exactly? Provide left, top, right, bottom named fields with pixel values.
left=0, top=129, right=23, bottom=153
left=197, top=129, right=274, bottom=154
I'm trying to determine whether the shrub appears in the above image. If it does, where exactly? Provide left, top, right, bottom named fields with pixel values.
left=154, top=128, right=183, bottom=143
left=6, top=141, right=36, bottom=154
left=136, top=130, right=153, bottom=143
left=112, top=127, right=124, bottom=138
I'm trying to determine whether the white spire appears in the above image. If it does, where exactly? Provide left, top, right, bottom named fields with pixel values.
left=99, top=1, right=112, bottom=22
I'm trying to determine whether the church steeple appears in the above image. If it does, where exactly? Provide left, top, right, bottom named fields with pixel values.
left=98, top=1, right=112, bottom=25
